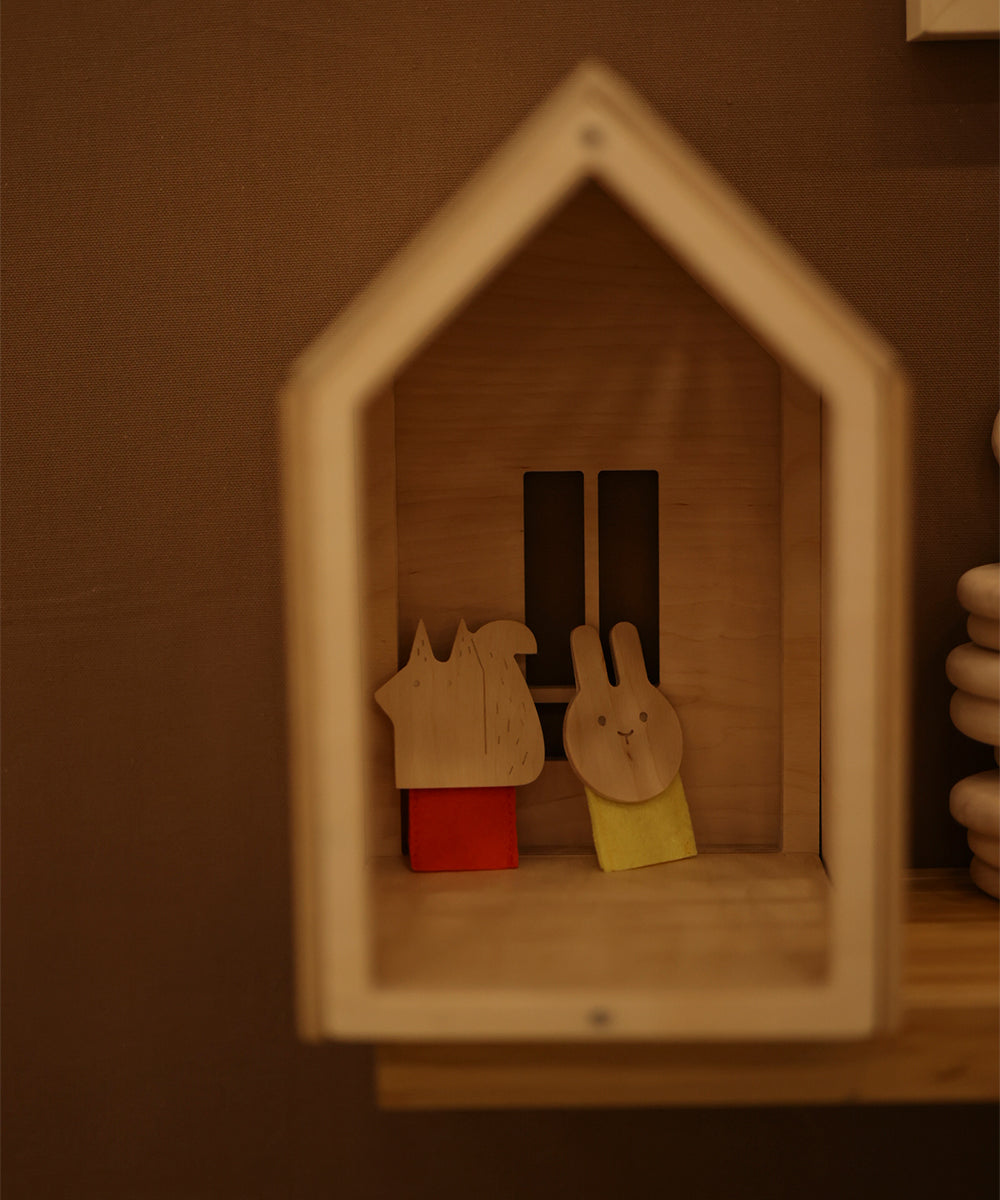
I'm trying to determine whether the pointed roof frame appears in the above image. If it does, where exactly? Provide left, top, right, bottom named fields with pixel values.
left=293, top=59, right=902, bottom=406
left=284, top=61, right=910, bottom=1041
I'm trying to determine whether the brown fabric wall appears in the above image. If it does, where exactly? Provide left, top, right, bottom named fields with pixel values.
left=3, top=3, right=997, bottom=1197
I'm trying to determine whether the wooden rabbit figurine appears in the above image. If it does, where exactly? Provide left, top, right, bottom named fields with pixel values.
left=564, top=622, right=696, bottom=871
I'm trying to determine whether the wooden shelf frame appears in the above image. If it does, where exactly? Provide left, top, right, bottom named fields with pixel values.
left=906, top=0, right=1000, bottom=40
left=375, top=872, right=999, bottom=1108
left=282, top=60, right=911, bottom=1044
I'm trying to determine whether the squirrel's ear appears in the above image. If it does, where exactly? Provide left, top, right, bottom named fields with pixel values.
left=608, top=622, right=650, bottom=687
left=407, top=620, right=434, bottom=664
left=570, top=625, right=610, bottom=694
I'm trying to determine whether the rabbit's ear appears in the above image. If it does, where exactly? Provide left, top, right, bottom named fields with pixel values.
left=570, top=625, right=611, bottom=695
left=609, top=622, right=651, bottom=688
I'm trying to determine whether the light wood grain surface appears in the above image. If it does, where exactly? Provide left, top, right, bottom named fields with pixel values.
left=358, top=389, right=404, bottom=856
left=946, top=641, right=1000, bottom=700
left=779, top=367, right=822, bottom=853
left=374, top=619, right=544, bottom=788
left=392, top=182, right=787, bottom=851
left=376, top=871, right=999, bottom=1108
left=949, top=769, right=999, bottom=835
left=564, top=623, right=683, bottom=804
left=958, top=563, right=1000, bottom=619
left=968, top=615, right=1000, bottom=651
left=373, top=851, right=829, bottom=991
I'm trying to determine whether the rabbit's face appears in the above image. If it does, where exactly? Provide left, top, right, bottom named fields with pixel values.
left=563, top=623, right=683, bottom=804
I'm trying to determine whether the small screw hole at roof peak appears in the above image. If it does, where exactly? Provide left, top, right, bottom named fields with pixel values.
left=581, top=125, right=604, bottom=147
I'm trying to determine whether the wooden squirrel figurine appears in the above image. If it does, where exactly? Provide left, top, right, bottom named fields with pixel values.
left=375, top=619, right=544, bottom=871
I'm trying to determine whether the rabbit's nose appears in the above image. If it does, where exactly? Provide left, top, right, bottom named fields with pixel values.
left=617, top=728, right=634, bottom=739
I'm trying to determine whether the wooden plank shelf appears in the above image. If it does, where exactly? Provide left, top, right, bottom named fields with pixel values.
left=375, top=871, right=998, bottom=1109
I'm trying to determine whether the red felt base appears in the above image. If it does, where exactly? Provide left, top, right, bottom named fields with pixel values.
left=408, top=786, right=518, bottom=872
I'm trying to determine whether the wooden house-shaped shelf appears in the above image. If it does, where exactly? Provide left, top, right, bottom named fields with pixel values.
left=282, top=63, right=910, bottom=1041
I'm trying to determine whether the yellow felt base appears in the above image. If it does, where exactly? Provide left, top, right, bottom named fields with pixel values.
left=585, top=775, right=697, bottom=872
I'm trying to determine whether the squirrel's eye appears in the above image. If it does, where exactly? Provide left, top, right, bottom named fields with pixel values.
left=597, top=715, right=607, bottom=726
left=639, top=711, right=648, bottom=722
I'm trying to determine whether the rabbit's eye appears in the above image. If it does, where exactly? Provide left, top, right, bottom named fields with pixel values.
left=639, top=711, right=648, bottom=722
left=597, top=715, right=607, bottom=727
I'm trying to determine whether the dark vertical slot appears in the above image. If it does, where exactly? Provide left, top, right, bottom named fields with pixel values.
left=536, top=703, right=569, bottom=760
left=523, top=472, right=585, bottom=686
left=598, top=471, right=660, bottom=683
